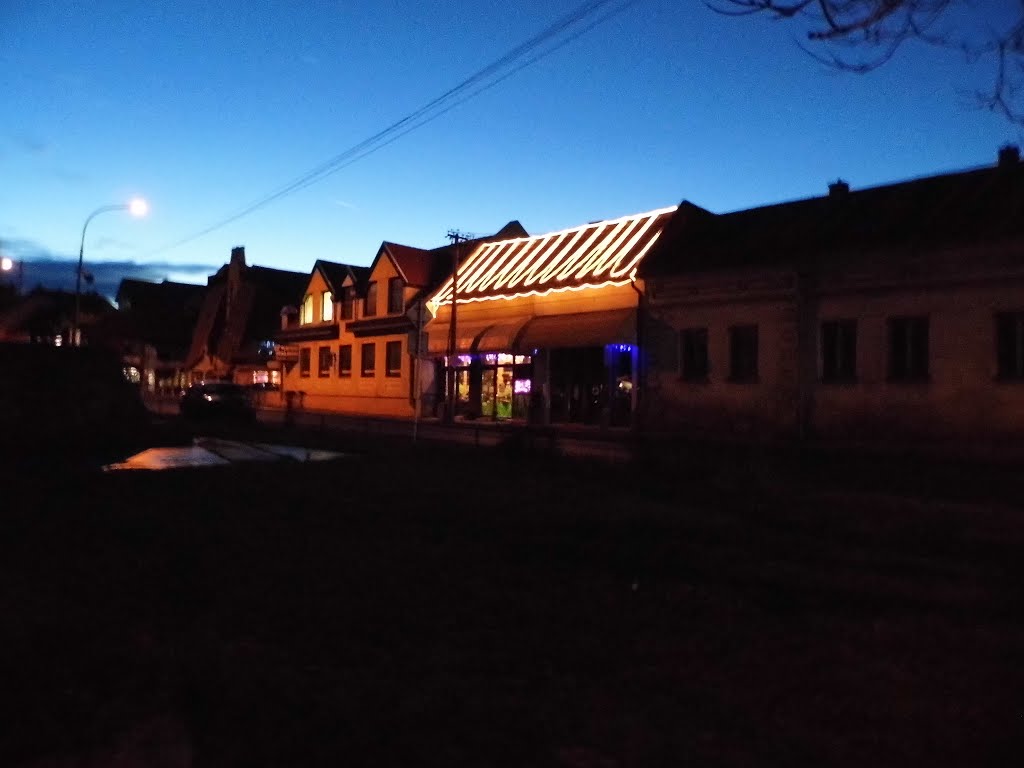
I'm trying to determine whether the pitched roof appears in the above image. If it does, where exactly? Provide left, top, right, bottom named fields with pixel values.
left=640, top=155, right=1024, bottom=277
left=314, top=260, right=371, bottom=294
left=115, top=278, right=205, bottom=309
left=429, top=209, right=675, bottom=308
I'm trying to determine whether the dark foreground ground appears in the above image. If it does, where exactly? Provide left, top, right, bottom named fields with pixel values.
left=2, top=423, right=1023, bottom=767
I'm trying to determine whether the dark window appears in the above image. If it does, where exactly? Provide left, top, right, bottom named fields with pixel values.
left=680, top=327, right=709, bottom=381
left=338, top=344, right=352, bottom=377
left=728, top=325, right=758, bottom=382
left=888, top=316, right=929, bottom=381
left=386, top=340, right=402, bottom=377
left=299, top=347, right=311, bottom=378
left=361, top=343, right=376, bottom=377
left=387, top=277, right=404, bottom=314
left=996, top=312, right=1024, bottom=379
left=364, top=282, right=377, bottom=317
left=342, top=287, right=355, bottom=320
left=318, top=346, right=332, bottom=377
left=821, top=320, right=857, bottom=382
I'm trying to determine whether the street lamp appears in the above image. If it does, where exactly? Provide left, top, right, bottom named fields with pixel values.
left=73, top=197, right=148, bottom=346
left=1, top=255, right=24, bottom=294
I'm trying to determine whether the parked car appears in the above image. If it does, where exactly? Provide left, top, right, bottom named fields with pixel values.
left=180, top=381, right=255, bottom=422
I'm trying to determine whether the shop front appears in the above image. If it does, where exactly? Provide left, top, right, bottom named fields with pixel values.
left=425, top=204, right=676, bottom=427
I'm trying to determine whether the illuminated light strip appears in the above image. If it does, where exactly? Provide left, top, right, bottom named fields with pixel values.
left=460, top=241, right=510, bottom=294
left=588, top=217, right=646, bottom=278
left=513, top=230, right=569, bottom=288
left=595, top=215, right=659, bottom=279
left=490, top=234, right=551, bottom=291
left=428, top=204, right=678, bottom=309
left=527, top=227, right=588, bottom=287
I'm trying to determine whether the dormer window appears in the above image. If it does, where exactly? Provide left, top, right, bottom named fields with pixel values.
left=387, top=277, right=404, bottom=314
left=301, top=294, right=314, bottom=325
left=322, top=291, right=334, bottom=322
left=364, top=281, right=378, bottom=317
left=342, top=287, right=355, bottom=320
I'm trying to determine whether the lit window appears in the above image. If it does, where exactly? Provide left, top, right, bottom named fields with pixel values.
left=322, top=291, right=334, bottom=322
left=386, top=340, right=402, bottom=377
left=301, top=294, right=314, bottom=325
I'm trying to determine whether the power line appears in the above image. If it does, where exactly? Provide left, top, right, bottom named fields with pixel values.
left=145, top=0, right=638, bottom=257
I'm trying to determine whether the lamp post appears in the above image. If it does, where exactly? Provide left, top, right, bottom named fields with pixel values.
left=73, top=197, right=147, bottom=346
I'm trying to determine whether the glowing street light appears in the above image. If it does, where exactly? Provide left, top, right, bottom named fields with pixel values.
left=72, top=197, right=148, bottom=346
left=1, top=254, right=23, bottom=294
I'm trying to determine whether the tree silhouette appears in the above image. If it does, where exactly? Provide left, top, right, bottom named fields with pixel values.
left=713, top=1, right=1024, bottom=124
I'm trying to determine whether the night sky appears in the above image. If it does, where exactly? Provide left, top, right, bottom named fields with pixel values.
left=3, top=0, right=1019, bottom=299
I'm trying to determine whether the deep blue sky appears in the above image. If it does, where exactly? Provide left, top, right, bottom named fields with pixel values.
left=3, top=0, right=1019, bottom=298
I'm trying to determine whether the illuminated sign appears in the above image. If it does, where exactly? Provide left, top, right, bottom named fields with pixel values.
left=514, top=379, right=531, bottom=394
left=428, top=205, right=677, bottom=311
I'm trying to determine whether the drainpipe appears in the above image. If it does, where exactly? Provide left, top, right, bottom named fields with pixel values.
left=629, top=277, right=644, bottom=431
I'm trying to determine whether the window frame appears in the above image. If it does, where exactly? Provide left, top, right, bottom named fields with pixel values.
left=299, top=347, right=311, bottom=378
left=342, top=286, right=355, bottom=320
left=820, top=319, right=858, bottom=384
left=301, top=294, right=314, bottom=325
left=364, top=282, right=378, bottom=318
left=317, top=345, right=332, bottom=378
left=387, top=277, right=404, bottom=314
left=888, top=316, right=929, bottom=382
left=361, top=342, right=376, bottom=377
left=385, top=340, right=402, bottom=378
left=321, top=291, right=334, bottom=322
left=996, top=312, right=1024, bottom=380
left=679, top=327, right=709, bottom=382
left=728, top=324, right=759, bottom=383
left=338, top=344, right=352, bottom=377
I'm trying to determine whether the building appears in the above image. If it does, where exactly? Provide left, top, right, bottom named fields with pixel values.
left=98, top=278, right=205, bottom=392
left=425, top=207, right=677, bottom=426
left=639, top=146, right=1024, bottom=442
left=184, top=246, right=308, bottom=386
left=277, top=222, right=527, bottom=417
left=0, top=288, right=114, bottom=347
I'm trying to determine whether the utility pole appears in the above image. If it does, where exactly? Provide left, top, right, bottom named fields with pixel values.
left=445, top=229, right=472, bottom=424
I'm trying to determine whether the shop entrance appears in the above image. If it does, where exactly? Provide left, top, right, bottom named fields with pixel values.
left=548, top=345, right=635, bottom=426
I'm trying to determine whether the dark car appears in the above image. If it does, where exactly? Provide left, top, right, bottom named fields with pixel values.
left=180, top=381, right=256, bottom=422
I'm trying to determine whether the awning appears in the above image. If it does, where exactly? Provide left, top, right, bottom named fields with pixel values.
left=426, top=318, right=492, bottom=355
left=518, top=308, right=636, bottom=350
left=476, top=318, right=531, bottom=352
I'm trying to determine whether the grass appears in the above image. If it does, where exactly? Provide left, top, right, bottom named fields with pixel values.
left=1, top=432, right=1022, bottom=766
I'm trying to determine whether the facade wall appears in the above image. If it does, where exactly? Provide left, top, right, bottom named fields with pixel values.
left=644, top=270, right=800, bottom=437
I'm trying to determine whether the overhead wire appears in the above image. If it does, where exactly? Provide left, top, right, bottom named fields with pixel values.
left=145, top=0, right=637, bottom=256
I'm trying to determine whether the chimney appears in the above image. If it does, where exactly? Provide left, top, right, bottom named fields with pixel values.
left=828, top=179, right=849, bottom=198
left=998, top=144, right=1020, bottom=168
left=227, top=246, right=246, bottom=327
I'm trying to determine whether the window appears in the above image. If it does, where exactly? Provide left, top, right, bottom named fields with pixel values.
left=301, top=294, right=313, bottom=325
left=299, top=347, right=311, bottom=377
left=338, top=344, right=352, bottom=377
left=386, top=340, right=402, bottom=377
left=342, top=287, right=355, bottom=320
left=387, top=277, right=404, bottom=314
left=996, top=312, right=1024, bottom=379
left=888, top=316, right=929, bottom=381
left=680, top=327, right=709, bottom=381
left=821, top=320, right=857, bottom=383
left=728, top=325, right=758, bottom=382
left=318, top=346, right=332, bottom=377
left=361, top=343, right=376, bottom=377
left=364, top=282, right=378, bottom=317
left=321, top=291, right=334, bottom=322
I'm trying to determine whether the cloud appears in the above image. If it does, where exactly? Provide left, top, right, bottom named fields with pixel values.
left=0, top=240, right=216, bottom=301
left=333, top=199, right=358, bottom=210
